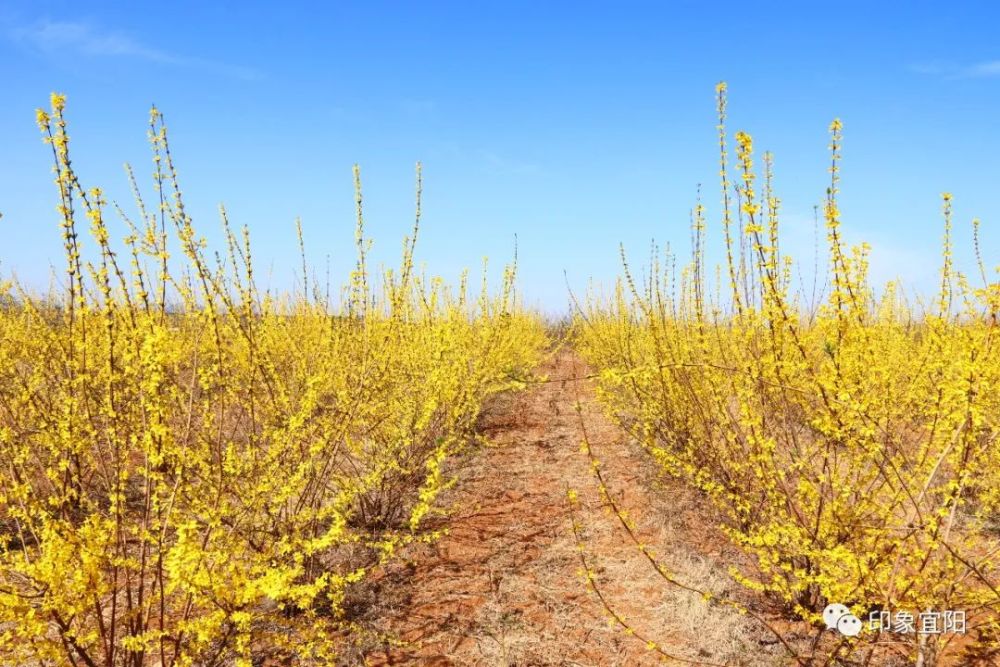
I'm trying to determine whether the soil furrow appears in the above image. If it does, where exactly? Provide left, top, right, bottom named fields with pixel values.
left=360, top=351, right=772, bottom=666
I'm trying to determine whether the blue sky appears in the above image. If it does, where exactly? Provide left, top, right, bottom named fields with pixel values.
left=1, top=1, right=998, bottom=313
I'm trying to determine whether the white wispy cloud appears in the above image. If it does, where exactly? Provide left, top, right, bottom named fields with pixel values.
left=10, top=19, right=259, bottom=80
left=962, top=60, right=1000, bottom=78
left=909, top=59, right=1000, bottom=80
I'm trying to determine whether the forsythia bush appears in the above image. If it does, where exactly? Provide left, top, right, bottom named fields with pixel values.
left=577, top=84, right=1000, bottom=665
left=0, top=95, right=545, bottom=665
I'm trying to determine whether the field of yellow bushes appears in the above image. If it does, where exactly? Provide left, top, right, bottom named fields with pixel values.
left=3, top=85, right=1000, bottom=666
left=575, top=84, right=1000, bottom=665
left=0, top=94, right=545, bottom=665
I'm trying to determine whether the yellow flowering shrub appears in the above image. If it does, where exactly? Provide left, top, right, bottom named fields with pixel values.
left=0, top=94, right=545, bottom=665
left=577, top=84, right=1000, bottom=664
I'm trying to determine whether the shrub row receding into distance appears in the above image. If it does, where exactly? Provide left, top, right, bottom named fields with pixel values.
left=0, top=94, right=545, bottom=666
left=576, top=83, right=1000, bottom=666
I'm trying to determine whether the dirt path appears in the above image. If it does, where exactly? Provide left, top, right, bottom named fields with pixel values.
left=360, top=350, right=774, bottom=666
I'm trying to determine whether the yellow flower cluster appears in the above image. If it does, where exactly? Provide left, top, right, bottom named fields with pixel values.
left=0, top=94, right=545, bottom=665
left=577, top=84, right=1000, bottom=663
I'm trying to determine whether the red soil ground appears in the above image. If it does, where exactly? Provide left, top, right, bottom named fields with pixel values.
left=353, top=351, right=782, bottom=666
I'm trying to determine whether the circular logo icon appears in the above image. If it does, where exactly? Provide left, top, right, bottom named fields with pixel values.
left=837, top=613, right=863, bottom=637
left=823, top=603, right=850, bottom=630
